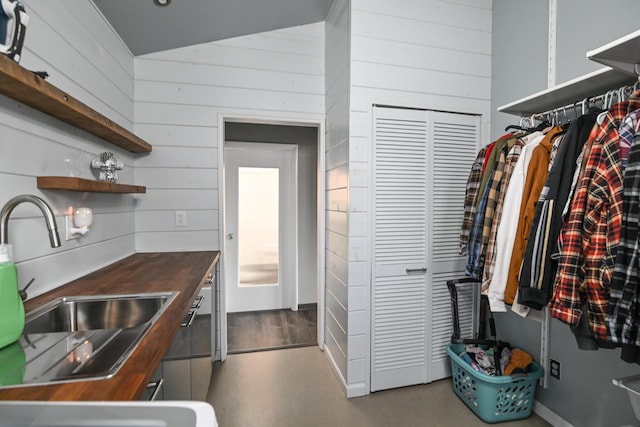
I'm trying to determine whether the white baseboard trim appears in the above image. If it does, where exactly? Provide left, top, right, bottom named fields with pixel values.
left=346, top=382, right=368, bottom=398
left=324, top=346, right=348, bottom=396
left=534, top=400, right=573, bottom=427
left=323, top=347, right=370, bottom=398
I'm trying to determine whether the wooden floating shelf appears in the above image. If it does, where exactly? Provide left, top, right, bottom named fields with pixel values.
left=37, top=176, right=146, bottom=194
left=0, top=54, right=152, bottom=153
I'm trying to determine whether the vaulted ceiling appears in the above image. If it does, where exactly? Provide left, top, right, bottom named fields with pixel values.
left=93, top=0, right=333, bottom=56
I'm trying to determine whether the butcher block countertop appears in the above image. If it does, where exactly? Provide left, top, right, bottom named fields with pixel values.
left=0, top=251, right=220, bottom=402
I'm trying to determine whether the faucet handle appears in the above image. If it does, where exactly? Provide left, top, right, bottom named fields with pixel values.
left=19, top=277, right=35, bottom=301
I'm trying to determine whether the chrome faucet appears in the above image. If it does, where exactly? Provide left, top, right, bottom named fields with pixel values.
left=0, top=195, right=61, bottom=248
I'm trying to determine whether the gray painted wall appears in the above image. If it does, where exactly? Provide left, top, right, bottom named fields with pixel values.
left=491, top=1, right=640, bottom=425
left=556, top=0, right=640, bottom=84
left=490, top=0, right=548, bottom=141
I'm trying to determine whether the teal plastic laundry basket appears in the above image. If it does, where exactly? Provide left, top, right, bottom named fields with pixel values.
left=446, top=343, right=544, bottom=423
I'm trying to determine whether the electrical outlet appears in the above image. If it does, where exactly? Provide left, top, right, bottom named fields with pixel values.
left=175, top=211, right=187, bottom=227
left=550, top=359, right=561, bottom=380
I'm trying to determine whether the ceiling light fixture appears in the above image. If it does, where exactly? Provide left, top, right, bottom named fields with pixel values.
left=153, top=0, right=171, bottom=6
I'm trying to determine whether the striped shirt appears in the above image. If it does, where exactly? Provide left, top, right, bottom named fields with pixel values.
left=466, top=137, right=513, bottom=278
left=477, top=137, right=518, bottom=277
left=482, top=136, right=530, bottom=294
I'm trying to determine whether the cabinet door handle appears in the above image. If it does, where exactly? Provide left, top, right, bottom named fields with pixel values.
left=191, top=295, right=204, bottom=309
left=147, top=378, right=164, bottom=401
left=181, top=309, right=197, bottom=327
left=405, top=268, right=427, bottom=274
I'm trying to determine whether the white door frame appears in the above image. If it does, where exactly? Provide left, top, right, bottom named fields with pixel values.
left=217, top=113, right=326, bottom=361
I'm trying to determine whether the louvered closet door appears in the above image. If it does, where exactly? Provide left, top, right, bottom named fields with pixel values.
left=372, top=107, right=479, bottom=392
left=372, top=107, right=429, bottom=391
left=427, top=111, right=481, bottom=381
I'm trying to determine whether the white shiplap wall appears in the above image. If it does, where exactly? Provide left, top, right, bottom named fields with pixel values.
left=133, top=23, right=325, bottom=252
left=0, top=1, right=136, bottom=299
left=344, top=0, right=492, bottom=396
left=324, top=0, right=352, bottom=395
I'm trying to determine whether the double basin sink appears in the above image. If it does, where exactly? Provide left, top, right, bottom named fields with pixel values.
left=0, top=291, right=178, bottom=388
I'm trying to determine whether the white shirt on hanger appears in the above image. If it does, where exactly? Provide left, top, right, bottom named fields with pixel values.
left=487, top=131, right=545, bottom=312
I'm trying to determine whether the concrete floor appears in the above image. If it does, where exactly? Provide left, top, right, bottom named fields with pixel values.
left=207, top=346, right=551, bottom=427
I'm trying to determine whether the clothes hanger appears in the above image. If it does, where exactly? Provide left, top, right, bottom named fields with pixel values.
left=560, top=107, right=571, bottom=130
left=505, top=115, right=551, bottom=133
left=602, top=90, right=611, bottom=109
left=630, top=77, right=640, bottom=100
left=534, top=113, right=546, bottom=124
left=504, top=116, right=531, bottom=132
left=504, top=123, right=526, bottom=132
left=545, top=109, right=569, bottom=140
left=613, top=89, right=621, bottom=105
left=595, top=95, right=609, bottom=124
left=536, top=119, right=552, bottom=131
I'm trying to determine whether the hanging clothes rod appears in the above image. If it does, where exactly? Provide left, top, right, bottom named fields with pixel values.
left=521, top=79, right=640, bottom=126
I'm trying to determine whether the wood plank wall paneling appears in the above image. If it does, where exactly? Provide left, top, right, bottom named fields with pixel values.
left=0, top=2, right=136, bottom=299
left=134, top=168, right=218, bottom=190
left=23, top=1, right=133, bottom=129
left=342, top=0, right=492, bottom=395
left=324, top=0, right=351, bottom=388
left=0, top=100, right=136, bottom=167
left=133, top=22, right=324, bottom=253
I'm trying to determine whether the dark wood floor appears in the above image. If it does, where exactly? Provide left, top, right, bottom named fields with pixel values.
left=227, top=305, right=317, bottom=354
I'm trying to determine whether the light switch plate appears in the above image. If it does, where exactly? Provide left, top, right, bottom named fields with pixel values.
left=175, top=211, right=187, bottom=227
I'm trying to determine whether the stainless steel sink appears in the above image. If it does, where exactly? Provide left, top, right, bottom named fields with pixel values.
left=24, top=292, right=176, bottom=334
left=0, top=291, right=178, bottom=388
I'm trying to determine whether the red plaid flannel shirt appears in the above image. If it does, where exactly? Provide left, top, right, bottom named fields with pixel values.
left=550, top=101, right=640, bottom=341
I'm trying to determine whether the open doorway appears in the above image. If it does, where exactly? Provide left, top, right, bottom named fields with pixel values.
left=219, top=120, right=324, bottom=357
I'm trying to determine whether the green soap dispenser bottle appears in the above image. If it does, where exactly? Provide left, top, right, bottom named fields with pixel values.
left=0, top=244, right=24, bottom=350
